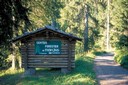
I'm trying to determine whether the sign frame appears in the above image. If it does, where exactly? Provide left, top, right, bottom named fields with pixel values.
left=35, top=40, right=61, bottom=55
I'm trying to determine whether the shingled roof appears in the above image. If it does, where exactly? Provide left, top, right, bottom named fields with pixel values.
left=12, top=25, right=82, bottom=42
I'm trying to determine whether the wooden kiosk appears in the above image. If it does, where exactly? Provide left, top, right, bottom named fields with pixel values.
left=12, top=25, right=82, bottom=74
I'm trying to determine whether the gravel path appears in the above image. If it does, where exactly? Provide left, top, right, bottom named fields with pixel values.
left=94, top=53, right=128, bottom=85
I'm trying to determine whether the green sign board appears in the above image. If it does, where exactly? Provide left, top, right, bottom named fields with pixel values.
left=35, top=40, right=61, bottom=55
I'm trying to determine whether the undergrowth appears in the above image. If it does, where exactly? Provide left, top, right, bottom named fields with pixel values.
left=114, top=49, right=128, bottom=69
left=0, top=53, right=97, bottom=85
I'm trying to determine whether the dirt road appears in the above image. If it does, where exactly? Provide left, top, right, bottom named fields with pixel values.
left=94, top=53, right=128, bottom=85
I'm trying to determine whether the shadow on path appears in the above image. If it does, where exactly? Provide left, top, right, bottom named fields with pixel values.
left=94, top=53, right=128, bottom=85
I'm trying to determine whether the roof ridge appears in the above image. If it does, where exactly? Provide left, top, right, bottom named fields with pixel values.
left=12, top=25, right=82, bottom=42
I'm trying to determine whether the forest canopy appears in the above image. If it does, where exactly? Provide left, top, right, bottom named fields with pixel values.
left=0, top=0, right=128, bottom=69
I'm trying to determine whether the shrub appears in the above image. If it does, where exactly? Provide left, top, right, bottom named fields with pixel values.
left=114, top=49, right=128, bottom=69
left=120, top=55, right=128, bottom=68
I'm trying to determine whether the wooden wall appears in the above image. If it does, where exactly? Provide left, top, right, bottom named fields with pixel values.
left=20, top=33, right=76, bottom=69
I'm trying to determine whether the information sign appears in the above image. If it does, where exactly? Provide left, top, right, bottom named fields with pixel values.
left=35, top=40, right=61, bottom=55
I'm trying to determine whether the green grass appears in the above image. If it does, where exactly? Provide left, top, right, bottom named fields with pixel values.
left=0, top=68, right=24, bottom=85
left=0, top=53, right=97, bottom=85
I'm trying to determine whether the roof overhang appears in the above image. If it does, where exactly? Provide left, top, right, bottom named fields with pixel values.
left=12, top=25, right=82, bottom=42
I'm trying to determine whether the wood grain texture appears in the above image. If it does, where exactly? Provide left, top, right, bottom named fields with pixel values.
left=21, top=34, right=76, bottom=69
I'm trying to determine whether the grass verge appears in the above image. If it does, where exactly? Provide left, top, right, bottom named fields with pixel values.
left=0, top=53, right=97, bottom=85
left=114, top=49, right=128, bottom=69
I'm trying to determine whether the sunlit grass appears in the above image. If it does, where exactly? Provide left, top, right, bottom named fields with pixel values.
left=0, top=52, right=97, bottom=85
left=0, top=68, right=23, bottom=76
left=0, top=68, right=24, bottom=85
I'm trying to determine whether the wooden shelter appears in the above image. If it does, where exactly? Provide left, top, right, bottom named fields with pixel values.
left=12, top=25, right=82, bottom=74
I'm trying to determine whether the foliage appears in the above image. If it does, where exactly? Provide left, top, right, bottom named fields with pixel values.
left=114, top=48, right=128, bottom=69
left=28, top=0, right=63, bottom=28
left=115, top=35, right=128, bottom=49
left=0, top=0, right=31, bottom=69
left=110, top=0, right=128, bottom=47
left=0, top=0, right=128, bottom=71
left=92, top=51, right=107, bottom=56
left=59, top=0, right=100, bottom=52
left=0, top=45, right=11, bottom=69
left=0, top=53, right=97, bottom=85
left=0, top=0, right=63, bottom=69
left=111, top=0, right=128, bottom=68
left=94, top=0, right=107, bottom=50
left=0, top=0, right=30, bottom=44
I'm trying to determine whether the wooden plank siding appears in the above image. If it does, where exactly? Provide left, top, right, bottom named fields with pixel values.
left=21, top=36, right=76, bottom=68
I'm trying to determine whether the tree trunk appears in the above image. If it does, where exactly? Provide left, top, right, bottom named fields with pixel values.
left=84, top=4, right=89, bottom=52
left=11, top=43, right=16, bottom=69
left=11, top=54, right=15, bottom=69
left=106, top=0, right=110, bottom=51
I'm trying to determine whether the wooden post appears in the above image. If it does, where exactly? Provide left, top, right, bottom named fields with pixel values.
left=61, top=39, right=72, bottom=74
left=24, top=41, right=35, bottom=75
left=68, top=39, right=72, bottom=71
left=24, top=41, right=28, bottom=70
